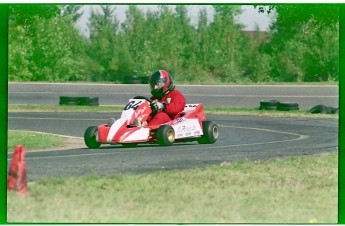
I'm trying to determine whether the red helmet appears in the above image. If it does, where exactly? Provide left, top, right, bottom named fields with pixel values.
left=149, top=70, right=175, bottom=99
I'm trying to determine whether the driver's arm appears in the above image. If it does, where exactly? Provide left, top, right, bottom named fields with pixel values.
left=164, top=90, right=186, bottom=115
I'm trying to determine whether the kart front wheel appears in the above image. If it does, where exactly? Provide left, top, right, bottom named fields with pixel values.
left=157, top=125, right=175, bottom=146
left=197, top=121, right=219, bottom=144
left=84, top=126, right=101, bottom=149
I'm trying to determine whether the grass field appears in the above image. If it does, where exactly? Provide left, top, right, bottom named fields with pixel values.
left=7, top=105, right=338, bottom=223
left=7, top=130, right=64, bottom=152
left=7, top=152, right=337, bottom=223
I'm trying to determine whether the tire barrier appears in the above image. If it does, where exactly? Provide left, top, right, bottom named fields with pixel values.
left=59, top=96, right=99, bottom=106
left=123, top=75, right=149, bottom=84
left=259, top=100, right=280, bottom=110
left=308, top=104, right=338, bottom=114
left=124, top=75, right=141, bottom=84
left=259, top=100, right=300, bottom=111
left=277, top=102, right=299, bottom=111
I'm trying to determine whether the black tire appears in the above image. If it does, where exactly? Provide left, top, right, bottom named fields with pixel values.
left=277, top=102, right=299, bottom=111
left=84, top=126, right=101, bottom=149
left=157, top=125, right=175, bottom=146
left=197, top=121, right=219, bottom=144
left=77, top=97, right=99, bottom=106
left=278, top=102, right=299, bottom=108
left=59, top=96, right=99, bottom=106
left=59, top=96, right=78, bottom=105
left=308, top=105, right=338, bottom=114
left=259, top=105, right=277, bottom=110
left=260, top=100, right=280, bottom=107
left=124, top=75, right=141, bottom=84
left=329, top=107, right=338, bottom=114
left=140, top=76, right=149, bottom=84
left=259, top=100, right=279, bottom=110
left=308, top=104, right=328, bottom=114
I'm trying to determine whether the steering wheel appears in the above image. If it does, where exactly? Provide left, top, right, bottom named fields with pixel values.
left=132, top=96, right=157, bottom=116
left=133, top=96, right=152, bottom=103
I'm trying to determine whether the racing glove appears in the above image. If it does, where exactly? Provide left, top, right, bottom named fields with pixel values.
left=150, top=100, right=166, bottom=113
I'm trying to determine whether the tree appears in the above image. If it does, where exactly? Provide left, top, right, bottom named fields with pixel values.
left=28, top=15, right=90, bottom=81
left=121, top=5, right=149, bottom=76
left=257, top=4, right=339, bottom=82
left=61, top=5, right=83, bottom=22
left=8, top=5, right=90, bottom=81
left=87, top=5, right=126, bottom=82
left=174, top=5, right=196, bottom=72
left=8, top=24, right=33, bottom=81
left=196, top=8, right=210, bottom=68
left=275, top=19, right=338, bottom=82
left=240, top=30, right=272, bottom=82
left=206, top=5, right=245, bottom=82
left=9, top=4, right=60, bottom=28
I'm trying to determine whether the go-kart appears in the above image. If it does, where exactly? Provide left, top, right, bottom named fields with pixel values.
left=84, top=96, right=219, bottom=148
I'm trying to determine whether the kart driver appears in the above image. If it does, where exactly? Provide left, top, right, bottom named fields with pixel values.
left=139, top=70, right=186, bottom=126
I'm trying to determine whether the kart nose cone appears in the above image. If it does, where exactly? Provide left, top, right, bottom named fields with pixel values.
left=107, top=118, right=116, bottom=126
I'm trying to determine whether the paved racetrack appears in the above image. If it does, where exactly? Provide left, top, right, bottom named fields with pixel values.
left=9, top=83, right=339, bottom=109
left=8, top=112, right=338, bottom=181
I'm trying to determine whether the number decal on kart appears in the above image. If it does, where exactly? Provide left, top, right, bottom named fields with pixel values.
left=183, top=104, right=199, bottom=111
left=124, top=100, right=142, bottom=110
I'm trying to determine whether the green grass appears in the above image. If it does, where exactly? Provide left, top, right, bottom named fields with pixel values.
left=8, top=104, right=124, bottom=112
left=8, top=104, right=339, bottom=119
left=7, top=152, right=337, bottom=223
left=8, top=130, right=64, bottom=152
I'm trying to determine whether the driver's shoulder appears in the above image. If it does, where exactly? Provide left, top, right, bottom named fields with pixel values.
left=169, top=89, right=184, bottom=96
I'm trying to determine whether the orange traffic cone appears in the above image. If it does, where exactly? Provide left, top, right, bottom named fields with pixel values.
left=7, top=145, right=29, bottom=195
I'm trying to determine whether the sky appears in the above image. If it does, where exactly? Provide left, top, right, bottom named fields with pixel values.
left=76, top=5, right=275, bottom=36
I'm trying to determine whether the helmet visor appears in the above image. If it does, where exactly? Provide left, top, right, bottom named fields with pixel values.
left=150, top=78, right=166, bottom=91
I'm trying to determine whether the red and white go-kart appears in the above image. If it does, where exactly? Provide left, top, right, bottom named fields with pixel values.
left=84, top=96, right=219, bottom=148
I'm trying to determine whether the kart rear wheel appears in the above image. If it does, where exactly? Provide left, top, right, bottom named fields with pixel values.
left=157, top=125, right=175, bottom=146
left=84, top=126, right=101, bottom=149
left=197, top=121, right=219, bottom=144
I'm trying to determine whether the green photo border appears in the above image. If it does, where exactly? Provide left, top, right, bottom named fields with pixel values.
left=0, top=4, right=8, bottom=224
left=339, top=3, right=344, bottom=224
left=0, top=3, right=342, bottom=224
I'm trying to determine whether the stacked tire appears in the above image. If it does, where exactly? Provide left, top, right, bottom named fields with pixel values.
left=123, top=75, right=149, bottom=84
left=259, top=100, right=280, bottom=110
left=59, top=96, right=99, bottom=106
left=124, top=75, right=141, bottom=84
left=259, top=100, right=299, bottom=111
left=277, top=102, right=299, bottom=111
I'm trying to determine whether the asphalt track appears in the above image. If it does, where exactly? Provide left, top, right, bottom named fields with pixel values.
left=8, top=112, right=338, bottom=181
left=9, top=82, right=339, bottom=109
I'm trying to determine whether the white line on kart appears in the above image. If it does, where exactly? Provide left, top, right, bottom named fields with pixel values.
left=17, top=124, right=309, bottom=161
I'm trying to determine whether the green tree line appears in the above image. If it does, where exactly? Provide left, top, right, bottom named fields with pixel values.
left=8, top=4, right=339, bottom=83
